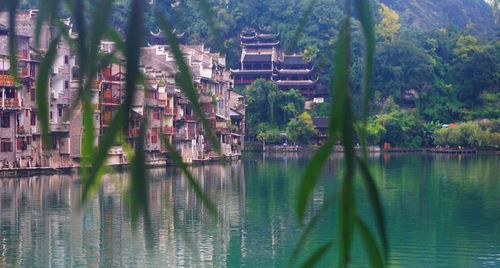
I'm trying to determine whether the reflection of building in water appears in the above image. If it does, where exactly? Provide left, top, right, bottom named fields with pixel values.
left=0, top=163, right=246, bottom=267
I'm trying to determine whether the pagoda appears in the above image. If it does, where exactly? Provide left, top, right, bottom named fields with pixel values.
left=231, top=28, right=317, bottom=100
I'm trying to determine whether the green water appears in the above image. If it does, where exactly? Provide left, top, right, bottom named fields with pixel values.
left=0, top=153, right=498, bottom=267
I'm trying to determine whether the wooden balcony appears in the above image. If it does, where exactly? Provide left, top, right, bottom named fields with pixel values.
left=50, top=122, right=70, bottom=132
left=102, top=96, right=121, bottom=105
left=184, top=114, right=195, bottom=121
left=158, top=99, right=166, bottom=106
left=164, top=107, right=176, bottom=115
left=1, top=98, right=21, bottom=109
left=129, top=128, right=139, bottom=137
left=163, top=126, right=176, bottom=134
left=17, top=126, right=29, bottom=135
left=0, top=75, right=15, bottom=87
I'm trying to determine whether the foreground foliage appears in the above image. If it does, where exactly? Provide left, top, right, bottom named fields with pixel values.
left=4, top=0, right=388, bottom=266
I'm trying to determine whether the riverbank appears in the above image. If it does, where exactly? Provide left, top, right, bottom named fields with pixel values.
left=0, top=153, right=242, bottom=177
left=244, top=141, right=499, bottom=155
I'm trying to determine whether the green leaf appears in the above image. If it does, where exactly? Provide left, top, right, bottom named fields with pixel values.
left=129, top=112, right=150, bottom=219
left=296, top=138, right=334, bottom=223
left=36, top=35, right=61, bottom=148
left=157, top=14, right=220, bottom=152
left=328, top=23, right=350, bottom=138
left=299, top=240, right=335, bottom=268
left=357, top=157, right=388, bottom=258
left=331, top=19, right=356, bottom=268
left=354, top=0, right=375, bottom=159
left=356, top=215, right=385, bottom=268
left=7, top=0, right=19, bottom=83
left=82, top=0, right=146, bottom=204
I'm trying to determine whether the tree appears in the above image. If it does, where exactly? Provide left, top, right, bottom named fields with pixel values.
left=452, top=42, right=500, bottom=108
left=376, top=4, right=401, bottom=42
left=243, top=80, right=305, bottom=138
left=286, top=112, right=316, bottom=145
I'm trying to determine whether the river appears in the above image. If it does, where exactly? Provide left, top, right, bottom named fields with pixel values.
left=0, top=153, right=499, bottom=267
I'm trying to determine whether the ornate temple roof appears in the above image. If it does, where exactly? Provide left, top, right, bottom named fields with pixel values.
left=243, top=54, right=272, bottom=62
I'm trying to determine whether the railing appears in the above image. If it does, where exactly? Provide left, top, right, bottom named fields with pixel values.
left=163, top=126, right=176, bottom=134
left=102, top=96, right=121, bottom=105
left=158, top=99, right=166, bottom=106
left=50, top=122, right=70, bottom=132
left=129, top=128, right=139, bottom=137
left=164, top=107, right=175, bottom=115
left=216, top=121, right=228, bottom=129
left=1, top=98, right=20, bottom=108
left=18, top=50, right=29, bottom=59
left=17, top=126, right=28, bottom=135
left=21, top=67, right=29, bottom=77
left=233, top=79, right=254, bottom=85
left=0, top=75, right=15, bottom=87
left=184, top=114, right=195, bottom=121
left=146, top=98, right=157, bottom=106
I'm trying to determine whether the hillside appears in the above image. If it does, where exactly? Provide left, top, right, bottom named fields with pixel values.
left=381, top=0, right=499, bottom=36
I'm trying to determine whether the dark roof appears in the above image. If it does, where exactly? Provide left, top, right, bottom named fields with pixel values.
left=312, top=117, right=329, bottom=129
left=243, top=54, right=272, bottom=62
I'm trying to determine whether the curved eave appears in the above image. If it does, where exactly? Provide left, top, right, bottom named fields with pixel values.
left=274, top=80, right=318, bottom=87
left=242, top=41, right=280, bottom=47
left=230, top=69, right=273, bottom=75
left=275, top=68, right=313, bottom=75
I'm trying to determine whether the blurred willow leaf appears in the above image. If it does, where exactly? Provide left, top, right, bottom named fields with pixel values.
left=129, top=115, right=149, bottom=218
left=36, top=35, right=61, bottom=148
left=296, top=138, right=334, bottom=223
left=354, top=0, right=375, bottom=159
left=332, top=20, right=357, bottom=268
left=7, top=0, right=19, bottom=83
left=356, top=215, right=385, bottom=267
left=82, top=0, right=146, bottom=203
left=157, top=13, right=220, bottom=152
left=358, top=157, right=388, bottom=258
left=299, top=240, right=334, bottom=268
left=163, top=141, right=219, bottom=217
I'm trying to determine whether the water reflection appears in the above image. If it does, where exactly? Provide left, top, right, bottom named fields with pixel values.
left=0, top=154, right=499, bottom=267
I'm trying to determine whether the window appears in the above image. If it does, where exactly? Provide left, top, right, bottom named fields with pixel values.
left=153, top=109, right=160, bottom=120
left=1, top=139, right=12, bottom=152
left=31, top=112, right=36, bottom=126
left=50, top=111, right=53, bottom=120
left=30, top=88, right=36, bottom=101
left=4, top=89, right=15, bottom=98
left=151, top=128, right=158, bottom=144
left=1, top=113, right=10, bottom=128
left=58, top=107, right=63, bottom=117
left=64, top=55, right=69, bottom=64
left=64, top=80, right=69, bottom=89
left=52, top=136, right=58, bottom=150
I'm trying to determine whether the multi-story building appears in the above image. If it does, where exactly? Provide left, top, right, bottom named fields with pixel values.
left=0, top=10, right=74, bottom=169
left=231, top=28, right=318, bottom=100
left=0, top=10, right=245, bottom=169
